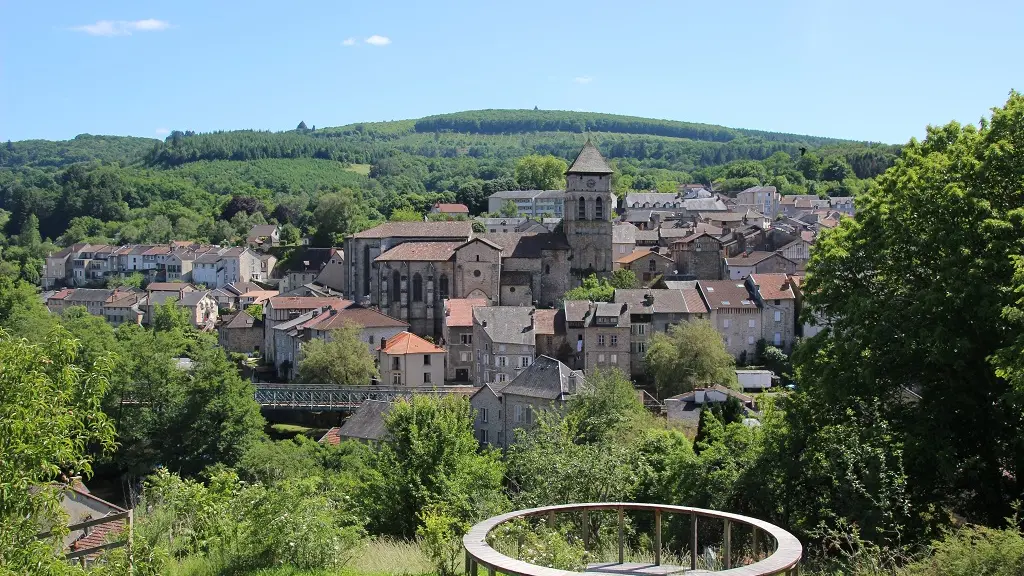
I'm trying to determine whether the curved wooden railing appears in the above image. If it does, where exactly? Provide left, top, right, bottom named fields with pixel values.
left=463, top=503, right=802, bottom=576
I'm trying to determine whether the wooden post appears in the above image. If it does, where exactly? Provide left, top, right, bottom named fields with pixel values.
left=548, top=510, right=556, bottom=528
left=465, top=550, right=471, bottom=575
left=654, top=509, right=662, bottom=566
left=471, top=558, right=478, bottom=576
left=752, top=527, right=759, bottom=560
left=723, top=519, right=731, bottom=569
left=690, top=513, right=697, bottom=570
left=617, top=506, right=624, bottom=564
left=582, top=509, right=590, bottom=551
left=128, top=509, right=135, bottom=576
left=488, top=567, right=495, bottom=576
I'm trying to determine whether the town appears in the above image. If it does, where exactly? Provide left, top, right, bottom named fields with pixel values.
left=37, top=141, right=848, bottom=447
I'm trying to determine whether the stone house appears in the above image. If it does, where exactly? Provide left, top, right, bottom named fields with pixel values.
left=470, top=355, right=583, bottom=448
left=306, top=306, right=410, bottom=355
left=314, top=248, right=346, bottom=292
left=777, top=238, right=813, bottom=268
left=696, top=280, right=762, bottom=360
left=263, top=296, right=351, bottom=365
left=102, top=291, right=143, bottom=326
left=735, top=186, right=780, bottom=218
left=57, top=288, right=113, bottom=316
left=320, top=400, right=391, bottom=444
left=562, top=300, right=631, bottom=375
left=613, top=288, right=710, bottom=377
left=472, top=306, right=538, bottom=385
left=746, top=273, right=797, bottom=352
left=376, top=331, right=446, bottom=386
left=533, top=308, right=566, bottom=361
left=724, top=252, right=797, bottom=280
left=373, top=240, right=460, bottom=336
left=218, top=311, right=265, bottom=354
left=478, top=233, right=571, bottom=309
left=442, top=298, right=488, bottom=383
left=613, top=222, right=639, bottom=260
left=246, top=224, right=280, bottom=250
left=670, top=232, right=724, bottom=280
left=178, top=290, right=219, bottom=330
left=614, top=249, right=676, bottom=283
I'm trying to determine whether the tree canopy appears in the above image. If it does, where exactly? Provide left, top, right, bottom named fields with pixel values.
left=297, top=324, right=379, bottom=386
left=646, top=319, right=737, bottom=397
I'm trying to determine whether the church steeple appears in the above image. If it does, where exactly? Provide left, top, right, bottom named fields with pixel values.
left=567, top=139, right=614, bottom=175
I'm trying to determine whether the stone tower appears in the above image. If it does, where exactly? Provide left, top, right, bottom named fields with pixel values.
left=564, top=140, right=616, bottom=274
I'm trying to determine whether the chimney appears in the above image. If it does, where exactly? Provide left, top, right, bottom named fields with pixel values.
left=644, top=292, right=655, bottom=307
left=380, top=337, right=387, bottom=350
left=482, top=320, right=488, bottom=328
left=529, top=308, right=535, bottom=330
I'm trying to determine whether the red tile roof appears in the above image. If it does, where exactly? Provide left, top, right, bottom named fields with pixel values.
left=750, top=273, right=796, bottom=300
left=268, top=296, right=350, bottom=310
left=681, top=288, right=710, bottom=314
left=374, top=241, right=462, bottom=262
left=350, top=221, right=473, bottom=239
left=433, top=203, right=470, bottom=214
left=377, top=331, right=445, bottom=354
left=444, top=298, right=488, bottom=327
left=533, top=309, right=560, bottom=335
left=616, top=248, right=673, bottom=265
left=309, top=307, right=409, bottom=330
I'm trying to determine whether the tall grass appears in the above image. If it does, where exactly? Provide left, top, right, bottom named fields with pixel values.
left=348, top=538, right=435, bottom=576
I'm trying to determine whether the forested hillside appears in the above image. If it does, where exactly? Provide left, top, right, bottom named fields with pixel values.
left=0, top=109, right=899, bottom=283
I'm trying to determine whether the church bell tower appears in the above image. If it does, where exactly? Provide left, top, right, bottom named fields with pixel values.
left=564, top=140, right=615, bottom=274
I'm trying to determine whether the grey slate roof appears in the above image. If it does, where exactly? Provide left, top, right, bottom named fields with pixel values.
left=473, top=306, right=537, bottom=346
left=613, top=222, right=638, bottom=244
left=498, top=356, right=583, bottom=401
left=179, top=290, right=211, bottom=307
left=478, top=232, right=570, bottom=257
left=683, top=198, right=728, bottom=212
left=625, top=192, right=683, bottom=207
left=487, top=189, right=561, bottom=200
left=337, top=400, right=391, bottom=442
left=566, top=141, right=613, bottom=174
left=614, top=289, right=691, bottom=314
left=66, top=289, right=114, bottom=303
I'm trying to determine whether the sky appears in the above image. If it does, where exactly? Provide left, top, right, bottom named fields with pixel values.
left=1, top=0, right=1022, bottom=144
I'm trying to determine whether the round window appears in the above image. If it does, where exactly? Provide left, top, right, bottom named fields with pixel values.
left=473, top=269, right=481, bottom=278
left=509, top=287, right=516, bottom=293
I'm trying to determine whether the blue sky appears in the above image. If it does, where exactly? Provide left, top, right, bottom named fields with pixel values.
left=1, top=0, right=1021, bottom=143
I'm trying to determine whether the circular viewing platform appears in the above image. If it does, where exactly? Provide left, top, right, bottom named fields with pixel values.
left=463, top=503, right=802, bottom=576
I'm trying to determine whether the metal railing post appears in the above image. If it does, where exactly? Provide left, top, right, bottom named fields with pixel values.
left=724, top=519, right=731, bottom=569
left=582, top=509, right=590, bottom=551
left=690, top=513, right=697, bottom=570
left=654, top=509, right=661, bottom=566
left=617, top=506, right=624, bottom=564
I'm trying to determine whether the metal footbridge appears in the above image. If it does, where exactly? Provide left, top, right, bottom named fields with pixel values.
left=253, top=383, right=479, bottom=411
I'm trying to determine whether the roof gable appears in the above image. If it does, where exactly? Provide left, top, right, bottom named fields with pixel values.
left=566, top=141, right=613, bottom=174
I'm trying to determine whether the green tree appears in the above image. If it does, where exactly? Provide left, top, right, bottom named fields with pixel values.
left=646, top=320, right=736, bottom=398
left=563, top=273, right=615, bottom=302
left=565, top=368, right=645, bottom=444
left=244, top=303, right=263, bottom=319
left=799, top=92, right=1024, bottom=532
left=312, top=189, right=366, bottom=247
left=499, top=199, right=519, bottom=218
left=514, top=154, right=567, bottom=190
left=819, top=156, right=854, bottom=182
left=297, top=324, right=378, bottom=386
left=363, top=395, right=505, bottom=538
left=279, top=222, right=301, bottom=245
left=609, top=268, right=639, bottom=289
left=0, top=328, right=116, bottom=574
left=389, top=207, right=423, bottom=222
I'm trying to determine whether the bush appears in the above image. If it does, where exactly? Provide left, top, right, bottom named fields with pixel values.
left=903, top=522, right=1024, bottom=576
left=417, top=505, right=466, bottom=576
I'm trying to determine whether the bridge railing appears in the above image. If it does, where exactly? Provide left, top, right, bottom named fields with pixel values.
left=463, top=502, right=802, bottom=576
left=253, top=384, right=478, bottom=411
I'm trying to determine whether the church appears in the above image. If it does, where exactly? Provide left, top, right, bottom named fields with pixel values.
left=342, top=141, right=617, bottom=336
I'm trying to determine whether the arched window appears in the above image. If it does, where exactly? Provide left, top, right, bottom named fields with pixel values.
left=412, top=273, right=423, bottom=302
left=391, top=270, right=401, bottom=302
left=595, top=196, right=604, bottom=220
left=578, top=196, right=586, bottom=220
left=439, top=274, right=449, bottom=298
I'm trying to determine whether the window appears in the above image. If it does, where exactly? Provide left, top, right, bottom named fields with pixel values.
left=476, top=254, right=480, bottom=262
left=392, top=374, right=402, bottom=385
left=498, top=431, right=504, bottom=444
left=462, top=334, right=472, bottom=345
left=439, top=274, right=449, bottom=298
left=521, top=356, right=531, bottom=368
left=498, top=356, right=507, bottom=367
left=595, top=196, right=604, bottom=219
left=485, top=343, right=490, bottom=351
left=633, top=324, right=646, bottom=335
left=473, top=269, right=481, bottom=277
left=514, top=405, right=523, bottom=423
left=598, top=335, right=606, bottom=346
left=749, top=319, right=756, bottom=328
left=774, top=310, right=782, bottom=322
left=726, top=336, right=732, bottom=347
left=610, top=335, right=618, bottom=346
left=723, top=319, right=730, bottom=328
left=598, top=354, right=606, bottom=363
left=423, top=354, right=431, bottom=366
left=481, top=408, right=488, bottom=423
left=774, top=299, right=780, bottom=305
left=649, top=258, right=657, bottom=272
left=392, top=270, right=401, bottom=302
left=424, top=372, right=432, bottom=384
left=545, top=265, right=550, bottom=274
left=392, top=357, right=400, bottom=370
left=479, top=429, right=489, bottom=443
left=546, top=335, right=553, bottom=347
left=637, top=342, right=646, bottom=354
left=774, top=332, right=782, bottom=346
left=578, top=196, right=586, bottom=220
left=611, top=354, right=617, bottom=363
left=460, top=351, right=468, bottom=362
left=619, top=246, right=626, bottom=254
left=412, top=273, right=423, bottom=302
left=748, top=336, right=755, bottom=345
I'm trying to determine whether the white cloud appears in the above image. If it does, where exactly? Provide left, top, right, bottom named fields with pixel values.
left=72, top=19, right=171, bottom=36
left=573, top=76, right=593, bottom=84
left=365, top=35, right=391, bottom=46
left=155, top=128, right=170, bottom=136
left=342, top=37, right=356, bottom=46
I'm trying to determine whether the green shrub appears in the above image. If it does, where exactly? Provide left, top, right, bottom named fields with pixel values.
left=903, top=523, right=1024, bottom=576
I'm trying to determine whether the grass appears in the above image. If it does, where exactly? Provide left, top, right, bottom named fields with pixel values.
left=267, top=423, right=328, bottom=441
left=165, top=538, right=435, bottom=576
left=345, top=163, right=372, bottom=176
